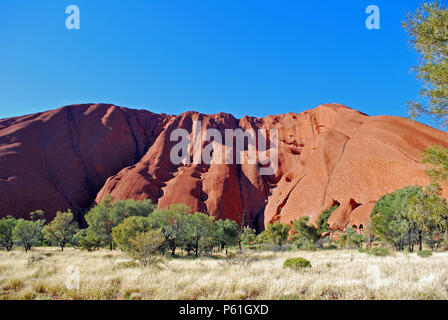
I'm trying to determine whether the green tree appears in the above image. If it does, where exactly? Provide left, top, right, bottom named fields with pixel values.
left=215, top=219, right=239, bottom=254
left=407, top=183, right=448, bottom=250
left=423, top=145, right=448, bottom=183
left=148, top=204, right=190, bottom=257
left=13, top=218, right=44, bottom=252
left=0, top=217, right=17, bottom=251
left=291, top=216, right=321, bottom=247
left=240, top=226, right=257, bottom=246
left=255, top=229, right=271, bottom=245
left=344, top=226, right=365, bottom=248
left=74, top=229, right=102, bottom=251
left=84, top=195, right=115, bottom=249
left=110, top=199, right=156, bottom=225
left=264, top=222, right=290, bottom=247
left=42, top=210, right=79, bottom=251
left=316, top=205, right=339, bottom=233
left=84, top=196, right=156, bottom=250
left=371, top=186, right=423, bottom=251
left=128, top=230, right=166, bottom=267
left=112, top=216, right=151, bottom=252
left=184, top=212, right=216, bottom=257
left=403, top=1, right=448, bottom=128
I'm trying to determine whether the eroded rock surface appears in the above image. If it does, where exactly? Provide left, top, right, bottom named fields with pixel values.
left=1, top=103, right=447, bottom=230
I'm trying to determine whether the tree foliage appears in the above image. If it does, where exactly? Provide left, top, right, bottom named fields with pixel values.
left=42, top=210, right=78, bottom=251
left=316, top=205, right=339, bottom=233
left=129, top=230, right=166, bottom=267
left=291, top=216, right=321, bottom=247
left=13, top=218, right=44, bottom=252
left=423, top=145, right=448, bottom=183
left=403, top=1, right=448, bottom=128
left=215, top=219, right=239, bottom=252
left=112, top=216, right=151, bottom=252
left=184, top=212, right=217, bottom=257
left=84, top=196, right=156, bottom=250
left=371, top=186, right=423, bottom=251
left=0, top=217, right=17, bottom=251
left=148, top=204, right=190, bottom=256
left=263, top=222, right=290, bottom=247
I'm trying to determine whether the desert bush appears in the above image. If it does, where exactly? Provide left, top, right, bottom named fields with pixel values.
left=26, top=253, right=45, bottom=268
left=291, top=217, right=321, bottom=249
left=283, top=257, right=311, bottom=270
left=128, top=230, right=165, bottom=267
left=368, top=247, right=390, bottom=256
left=240, top=226, right=257, bottom=246
left=298, top=240, right=317, bottom=251
left=317, top=205, right=339, bottom=233
left=417, top=250, right=432, bottom=258
left=224, top=252, right=258, bottom=268
left=258, top=222, right=290, bottom=247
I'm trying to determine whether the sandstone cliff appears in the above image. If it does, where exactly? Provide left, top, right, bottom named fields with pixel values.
left=1, top=103, right=446, bottom=230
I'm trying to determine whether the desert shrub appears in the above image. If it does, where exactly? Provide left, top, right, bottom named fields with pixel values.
left=259, top=222, right=290, bottom=247
left=319, top=238, right=337, bottom=250
left=317, top=205, right=339, bottom=232
left=128, top=230, right=165, bottom=267
left=417, top=250, right=432, bottom=258
left=369, top=247, right=390, bottom=256
left=26, top=253, right=45, bottom=268
left=283, top=257, right=311, bottom=270
left=224, top=252, right=258, bottom=268
left=298, top=240, right=317, bottom=251
left=291, top=217, right=321, bottom=247
left=240, top=226, right=257, bottom=246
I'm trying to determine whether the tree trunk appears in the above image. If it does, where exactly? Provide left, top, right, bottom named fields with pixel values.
left=418, top=231, right=423, bottom=251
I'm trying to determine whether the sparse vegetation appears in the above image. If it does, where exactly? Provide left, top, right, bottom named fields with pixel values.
left=1, top=247, right=447, bottom=300
left=283, top=257, right=312, bottom=270
left=418, top=250, right=433, bottom=258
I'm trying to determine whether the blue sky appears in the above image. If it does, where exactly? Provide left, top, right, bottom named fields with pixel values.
left=0, top=0, right=438, bottom=124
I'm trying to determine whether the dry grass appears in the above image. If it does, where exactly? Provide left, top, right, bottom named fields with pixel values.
left=1, top=247, right=448, bottom=300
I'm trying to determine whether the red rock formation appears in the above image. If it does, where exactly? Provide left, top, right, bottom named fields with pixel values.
left=1, top=103, right=447, bottom=230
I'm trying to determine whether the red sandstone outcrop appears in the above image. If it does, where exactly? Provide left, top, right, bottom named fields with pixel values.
left=1, top=103, right=447, bottom=230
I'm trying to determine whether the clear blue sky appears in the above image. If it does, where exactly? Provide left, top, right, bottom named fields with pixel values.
left=0, top=0, right=439, bottom=123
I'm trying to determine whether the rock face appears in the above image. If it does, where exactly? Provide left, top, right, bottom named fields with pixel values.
left=1, top=103, right=447, bottom=231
